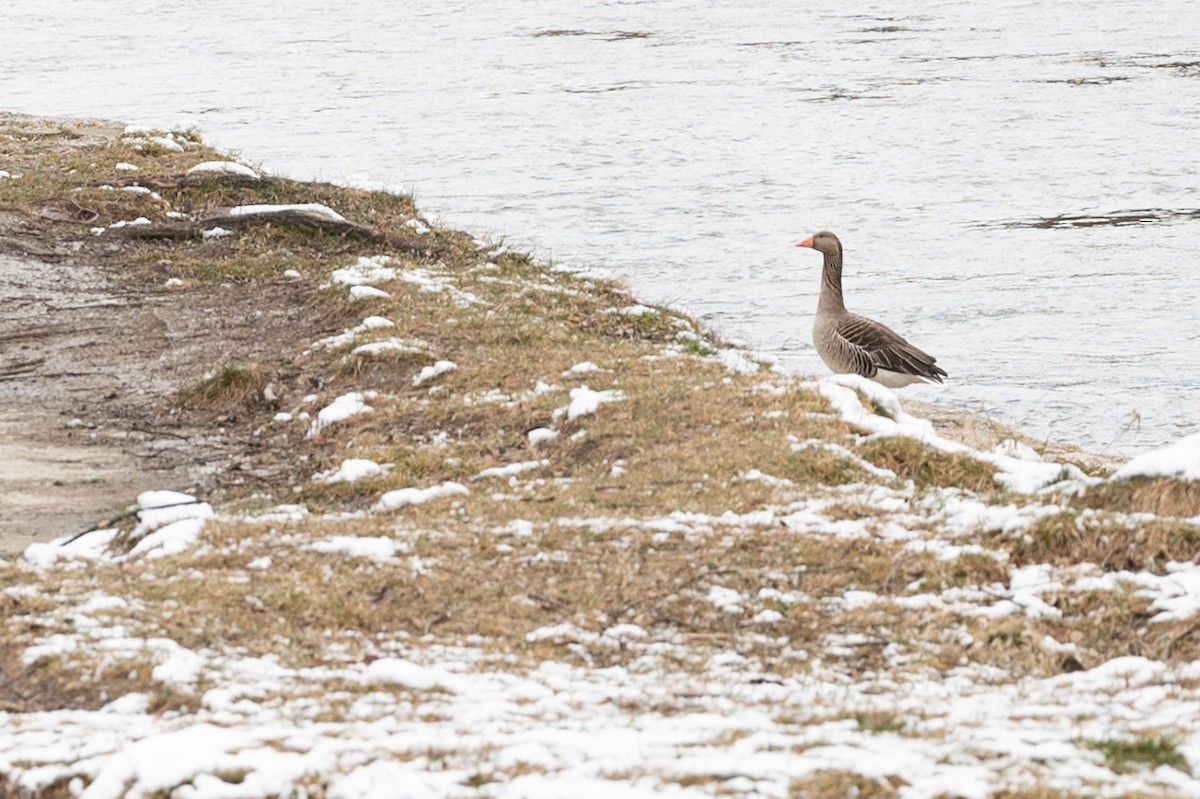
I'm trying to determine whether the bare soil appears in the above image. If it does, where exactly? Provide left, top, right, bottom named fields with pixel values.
left=0, top=112, right=451, bottom=553
left=0, top=249, right=320, bottom=552
left=0, top=115, right=326, bottom=551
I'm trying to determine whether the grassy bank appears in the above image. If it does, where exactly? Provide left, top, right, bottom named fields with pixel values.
left=2, top=114, right=1200, bottom=798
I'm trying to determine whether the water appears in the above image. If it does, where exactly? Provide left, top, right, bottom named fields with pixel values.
left=5, top=0, right=1199, bottom=455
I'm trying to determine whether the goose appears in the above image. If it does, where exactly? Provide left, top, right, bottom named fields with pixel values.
left=796, top=231, right=946, bottom=388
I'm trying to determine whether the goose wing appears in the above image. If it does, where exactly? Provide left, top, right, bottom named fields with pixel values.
left=836, top=313, right=947, bottom=383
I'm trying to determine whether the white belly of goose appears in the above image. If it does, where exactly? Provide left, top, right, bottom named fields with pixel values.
left=872, top=368, right=938, bottom=388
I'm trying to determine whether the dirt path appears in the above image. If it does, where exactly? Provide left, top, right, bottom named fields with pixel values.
left=0, top=253, right=182, bottom=551
left=0, top=246, right=316, bottom=554
left=0, top=408, right=145, bottom=551
left=0, top=113, right=361, bottom=554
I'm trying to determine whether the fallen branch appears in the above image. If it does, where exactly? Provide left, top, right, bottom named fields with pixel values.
left=59, top=498, right=205, bottom=546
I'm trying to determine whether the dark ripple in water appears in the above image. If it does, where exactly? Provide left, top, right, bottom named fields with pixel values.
left=562, top=81, right=653, bottom=94
left=1038, top=76, right=1134, bottom=85
left=1085, top=52, right=1200, bottom=76
left=735, top=40, right=809, bottom=50
left=982, top=208, right=1200, bottom=229
left=902, top=51, right=1075, bottom=63
left=531, top=29, right=653, bottom=42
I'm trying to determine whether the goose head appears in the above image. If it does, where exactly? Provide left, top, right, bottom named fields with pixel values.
left=795, top=230, right=842, bottom=256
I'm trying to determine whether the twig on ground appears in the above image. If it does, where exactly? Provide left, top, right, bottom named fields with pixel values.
left=59, top=499, right=204, bottom=546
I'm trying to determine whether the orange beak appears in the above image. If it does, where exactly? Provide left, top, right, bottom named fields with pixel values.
left=795, top=235, right=814, bottom=248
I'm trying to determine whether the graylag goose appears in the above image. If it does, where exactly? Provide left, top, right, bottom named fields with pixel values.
left=796, top=231, right=947, bottom=388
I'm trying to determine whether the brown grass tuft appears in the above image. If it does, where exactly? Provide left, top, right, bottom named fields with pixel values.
left=788, top=770, right=901, bottom=799
left=1083, top=477, right=1200, bottom=519
left=0, top=641, right=195, bottom=714
left=856, top=436, right=998, bottom=493
left=1007, top=511, right=1200, bottom=572
left=0, top=777, right=76, bottom=799
left=181, top=362, right=271, bottom=412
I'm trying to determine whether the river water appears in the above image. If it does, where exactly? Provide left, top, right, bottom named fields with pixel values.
left=5, top=0, right=1199, bottom=455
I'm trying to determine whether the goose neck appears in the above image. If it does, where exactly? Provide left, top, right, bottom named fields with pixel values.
left=818, top=250, right=846, bottom=312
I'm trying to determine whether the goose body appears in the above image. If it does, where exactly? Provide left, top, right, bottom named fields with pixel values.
left=797, top=231, right=946, bottom=388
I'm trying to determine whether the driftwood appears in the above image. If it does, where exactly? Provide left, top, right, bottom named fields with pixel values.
left=110, top=208, right=447, bottom=258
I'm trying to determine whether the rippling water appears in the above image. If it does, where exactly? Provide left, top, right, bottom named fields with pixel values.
left=5, top=0, right=1199, bottom=454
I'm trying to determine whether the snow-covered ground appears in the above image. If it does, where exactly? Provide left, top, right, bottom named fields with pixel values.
left=6, top=621, right=1200, bottom=799
left=5, top=365, right=1200, bottom=797
left=7, top=482, right=1200, bottom=796
left=4, top=226, right=1199, bottom=798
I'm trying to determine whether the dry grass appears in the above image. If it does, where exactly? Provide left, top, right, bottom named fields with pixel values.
left=1084, top=734, right=1190, bottom=775
left=856, top=436, right=999, bottom=494
left=5, top=510, right=1002, bottom=682
left=181, top=362, right=272, bottom=412
left=0, top=115, right=463, bottom=285
left=849, top=710, right=908, bottom=733
left=26, top=505, right=1109, bottom=686
left=1082, top=477, right=1200, bottom=519
left=788, top=770, right=901, bottom=799
left=0, top=640, right=195, bottom=714
left=0, top=778, right=76, bottom=799
left=1006, top=511, right=1200, bottom=572
left=5, top=115, right=1011, bottom=523
left=12, top=123, right=1010, bottom=690
left=962, top=582, right=1200, bottom=674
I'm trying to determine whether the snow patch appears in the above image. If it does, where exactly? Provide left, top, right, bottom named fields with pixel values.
left=309, top=316, right=397, bottom=352
left=348, top=338, right=428, bottom=359
left=149, top=134, right=184, bottom=152
left=23, top=491, right=212, bottom=567
left=528, top=427, right=559, bottom=445
left=309, top=536, right=399, bottom=562
left=413, top=360, right=457, bottom=387
left=348, top=285, right=390, bottom=301
left=816, top=375, right=1090, bottom=493
left=314, top=458, right=387, bottom=484
left=475, top=460, right=548, bottom=480
left=310, top=391, right=375, bottom=436
left=227, top=202, right=344, bottom=221
left=330, top=255, right=397, bottom=286
left=186, top=161, right=260, bottom=179
left=1112, top=432, right=1200, bottom=482
left=396, top=267, right=481, bottom=307
left=363, top=658, right=456, bottom=691
left=374, top=481, right=469, bottom=511
left=552, top=385, right=627, bottom=422
left=563, top=361, right=601, bottom=376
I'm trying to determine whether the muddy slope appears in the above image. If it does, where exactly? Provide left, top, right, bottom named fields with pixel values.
left=0, top=250, right=315, bottom=552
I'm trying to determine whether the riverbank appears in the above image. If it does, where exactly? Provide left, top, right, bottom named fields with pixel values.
left=3, top=113, right=1200, bottom=798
